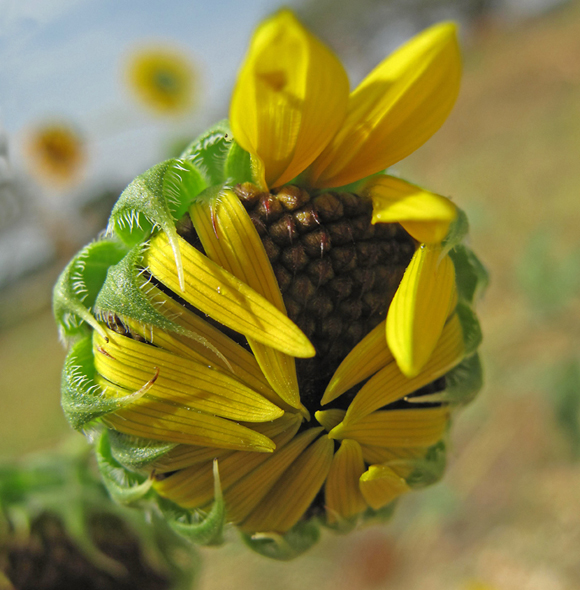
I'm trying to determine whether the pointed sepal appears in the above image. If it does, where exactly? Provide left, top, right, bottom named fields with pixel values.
left=157, top=460, right=226, bottom=546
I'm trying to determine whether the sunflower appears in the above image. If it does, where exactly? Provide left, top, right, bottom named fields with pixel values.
left=54, top=10, right=486, bottom=558
left=126, top=47, right=196, bottom=115
left=25, top=123, right=86, bottom=187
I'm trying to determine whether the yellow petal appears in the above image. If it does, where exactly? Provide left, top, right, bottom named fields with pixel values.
left=190, top=190, right=303, bottom=408
left=322, top=320, right=393, bottom=405
left=146, top=232, right=315, bottom=358
left=143, top=286, right=291, bottom=410
left=359, top=464, right=410, bottom=510
left=241, top=434, right=333, bottom=533
left=325, top=439, right=367, bottom=523
left=94, top=329, right=283, bottom=423
left=366, top=174, right=457, bottom=243
left=386, top=244, right=456, bottom=377
left=153, top=413, right=302, bottom=472
left=329, top=406, right=449, bottom=448
left=153, top=426, right=299, bottom=509
left=230, top=9, right=349, bottom=188
left=315, top=409, right=346, bottom=432
left=224, top=427, right=322, bottom=523
left=360, top=446, right=427, bottom=478
left=310, top=22, right=461, bottom=188
left=153, top=445, right=233, bottom=473
left=343, top=314, right=464, bottom=424
left=101, top=393, right=276, bottom=452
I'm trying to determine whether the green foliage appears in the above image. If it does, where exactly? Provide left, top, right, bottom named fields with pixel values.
left=406, top=441, right=447, bottom=488
left=95, top=431, right=153, bottom=505
left=60, top=336, right=146, bottom=431
left=157, top=461, right=225, bottom=547
left=450, top=243, right=489, bottom=304
left=443, top=206, right=469, bottom=254
left=108, top=430, right=176, bottom=473
left=53, top=239, right=129, bottom=342
left=444, top=353, right=484, bottom=407
left=456, top=301, right=483, bottom=357
left=0, top=444, right=199, bottom=588
left=241, top=520, right=321, bottom=560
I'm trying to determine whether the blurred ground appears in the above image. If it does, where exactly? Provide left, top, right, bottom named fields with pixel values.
left=1, top=1, right=580, bottom=589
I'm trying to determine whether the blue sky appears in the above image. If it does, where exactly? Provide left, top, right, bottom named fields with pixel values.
left=0, top=0, right=300, bottom=187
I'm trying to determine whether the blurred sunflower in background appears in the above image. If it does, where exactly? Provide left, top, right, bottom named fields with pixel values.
left=25, top=123, right=86, bottom=188
left=54, top=10, right=485, bottom=559
left=126, top=47, right=197, bottom=116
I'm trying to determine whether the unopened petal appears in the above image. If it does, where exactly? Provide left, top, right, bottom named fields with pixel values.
left=386, top=244, right=456, bottom=377
left=230, top=10, right=349, bottom=188
left=325, top=439, right=367, bottom=522
left=241, top=434, right=333, bottom=533
left=366, top=174, right=457, bottom=243
left=359, top=464, right=410, bottom=510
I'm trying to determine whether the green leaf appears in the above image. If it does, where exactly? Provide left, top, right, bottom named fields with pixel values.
left=53, top=239, right=128, bottom=342
left=241, top=520, right=321, bottom=561
left=456, top=301, right=483, bottom=356
left=450, top=244, right=489, bottom=304
left=107, top=160, right=187, bottom=290
left=157, top=460, right=225, bottom=547
left=442, top=206, right=469, bottom=254
left=362, top=500, right=397, bottom=524
left=108, top=430, right=176, bottom=472
left=61, top=335, right=148, bottom=430
left=444, top=353, right=484, bottom=407
left=94, top=244, right=181, bottom=333
left=95, top=430, right=153, bottom=504
left=224, top=140, right=253, bottom=185
left=180, top=120, right=233, bottom=186
left=405, top=441, right=447, bottom=488
left=163, top=159, right=207, bottom=221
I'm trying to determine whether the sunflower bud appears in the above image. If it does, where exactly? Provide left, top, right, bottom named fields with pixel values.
left=53, top=12, right=487, bottom=560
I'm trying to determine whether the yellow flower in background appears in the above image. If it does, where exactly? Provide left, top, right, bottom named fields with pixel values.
left=126, top=46, right=196, bottom=115
left=55, top=9, right=486, bottom=556
left=25, top=123, right=86, bottom=187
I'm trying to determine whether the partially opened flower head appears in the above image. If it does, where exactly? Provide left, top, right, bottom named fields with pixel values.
left=54, top=11, right=487, bottom=559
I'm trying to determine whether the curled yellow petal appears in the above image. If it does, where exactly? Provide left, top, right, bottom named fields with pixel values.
left=230, top=9, right=349, bottom=188
left=366, top=174, right=457, bottom=243
left=94, top=329, right=283, bottom=423
left=325, top=439, right=367, bottom=522
left=387, top=244, right=456, bottom=377
left=310, top=22, right=461, bottom=188
left=153, top=427, right=298, bottom=509
left=190, top=190, right=303, bottom=408
left=315, top=409, right=346, bottom=432
left=241, top=434, right=333, bottom=533
left=359, top=464, right=410, bottom=510
left=224, top=427, right=322, bottom=524
left=146, top=232, right=315, bottom=358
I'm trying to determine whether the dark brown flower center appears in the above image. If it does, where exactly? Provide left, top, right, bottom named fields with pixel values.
left=232, top=183, right=416, bottom=413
